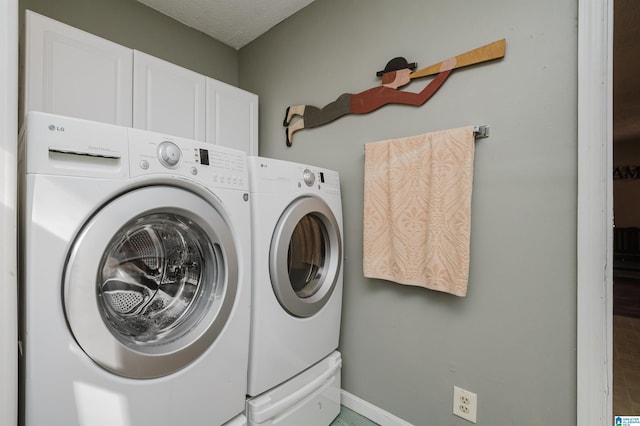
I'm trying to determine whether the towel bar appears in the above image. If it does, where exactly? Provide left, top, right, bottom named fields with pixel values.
left=363, top=125, right=490, bottom=150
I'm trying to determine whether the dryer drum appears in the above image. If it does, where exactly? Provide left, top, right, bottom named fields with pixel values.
left=287, top=214, right=326, bottom=298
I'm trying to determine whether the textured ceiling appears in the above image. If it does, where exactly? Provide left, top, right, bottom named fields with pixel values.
left=136, top=0, right=315, bottom=50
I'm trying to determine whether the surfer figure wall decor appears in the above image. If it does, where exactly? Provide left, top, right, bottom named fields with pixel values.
left=283, top=39, right=506, bottom=147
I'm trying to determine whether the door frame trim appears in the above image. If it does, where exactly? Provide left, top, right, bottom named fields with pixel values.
left=577, top=0, right=613, bottom=424
left=0, top=1, right=18, bottom=424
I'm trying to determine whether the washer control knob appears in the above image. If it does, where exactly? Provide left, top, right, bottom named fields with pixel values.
left=158, top=141, right=182, bottom=168
left=303, top=169, right=315, bottom=187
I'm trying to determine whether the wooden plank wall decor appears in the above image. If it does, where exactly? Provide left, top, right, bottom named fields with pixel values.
left=284, top=39, right=506, bottom=147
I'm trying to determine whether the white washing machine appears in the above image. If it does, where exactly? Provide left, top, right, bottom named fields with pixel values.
left=19, top=112, right=252, bottom=426
left=246, top=156, right=343, bottom=403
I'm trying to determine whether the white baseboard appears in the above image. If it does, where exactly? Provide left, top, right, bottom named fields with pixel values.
left=340, top=390, right=414, bottom=426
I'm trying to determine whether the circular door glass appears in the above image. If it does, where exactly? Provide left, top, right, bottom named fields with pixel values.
left=288, top=214, right=326, bottom=299
left=98, top=213, right=215, bottom=346
left=270, top=196, right=342, bottom=318
left=64, top=185, right=239, bottom=379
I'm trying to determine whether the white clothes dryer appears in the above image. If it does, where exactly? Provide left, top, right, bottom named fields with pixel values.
left=246, top=156, right=343, bottom=397
left=19, top=112, right=252, bottom=426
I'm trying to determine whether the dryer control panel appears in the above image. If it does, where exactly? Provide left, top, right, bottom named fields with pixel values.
left=128, top=127, right=248, bottom=191
left=295, top=165, right=341, bottom=198
left=247, top=156, right=341, bottom=199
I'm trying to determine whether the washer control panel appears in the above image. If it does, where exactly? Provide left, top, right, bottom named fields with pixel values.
left=128, top=128, right=248, bottom=191
left=157, top=141, right=182, bottom=168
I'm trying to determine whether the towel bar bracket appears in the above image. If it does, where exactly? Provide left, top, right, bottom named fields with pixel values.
left=473, top=125, right=489, bottom=139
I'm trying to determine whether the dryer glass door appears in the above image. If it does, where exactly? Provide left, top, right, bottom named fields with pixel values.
left=270, top=196, right=342, bottom=318
left=64, top=185, right=238, bottom=379
left=288, top=214, right=326, bottom=299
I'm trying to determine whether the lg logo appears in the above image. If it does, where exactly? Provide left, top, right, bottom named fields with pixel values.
left=48, top=124, right=64, bottom=131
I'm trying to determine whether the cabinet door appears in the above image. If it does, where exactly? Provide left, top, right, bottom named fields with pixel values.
left=24, top=11, right=133, bottom=126
left=206, top=78, right=258, bottom=155
left=133, top=50, right=206, bottom=141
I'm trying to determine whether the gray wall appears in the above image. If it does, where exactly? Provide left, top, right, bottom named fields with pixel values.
left=18, top=0, right=238, bottom=85
left=240, top=0, right=578, bottom=424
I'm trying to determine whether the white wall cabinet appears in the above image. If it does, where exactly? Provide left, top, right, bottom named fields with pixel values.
left=206, top=78, right=258, bottom=156
left=24, top=10, right=133, bottom=126
left=133, top=50, right=206, bottom=142
left=24, top=11, right=258, bottom=154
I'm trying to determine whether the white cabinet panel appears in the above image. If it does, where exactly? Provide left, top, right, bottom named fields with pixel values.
left=133, top=50, right=206, bottom=141
left=206, top=78, right=258, bottom=155
left=24, top=11, right=133, bottom=126
left=24, top=12, right=258, bottom=153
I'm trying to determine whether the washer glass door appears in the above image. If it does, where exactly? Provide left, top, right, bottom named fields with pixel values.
left=98, top=213, right=214, bottom=345
left=270, top=196, right=342, bottom=318
left=64, top=185, right=238, bottom=379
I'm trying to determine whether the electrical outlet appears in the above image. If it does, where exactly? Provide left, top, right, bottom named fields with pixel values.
left=453, top=386, right=477, bottom=423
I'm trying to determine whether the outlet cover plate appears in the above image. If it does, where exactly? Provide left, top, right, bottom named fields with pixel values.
left=453, top=386, right=477, bottom=423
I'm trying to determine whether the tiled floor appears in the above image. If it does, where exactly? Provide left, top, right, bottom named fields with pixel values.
left=613, top=314, right=640, bottom=415
left=331, top=406, right=378, bottom=426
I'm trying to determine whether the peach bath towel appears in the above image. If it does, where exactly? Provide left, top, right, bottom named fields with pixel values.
left=363, top=126, right=475, bottom=297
